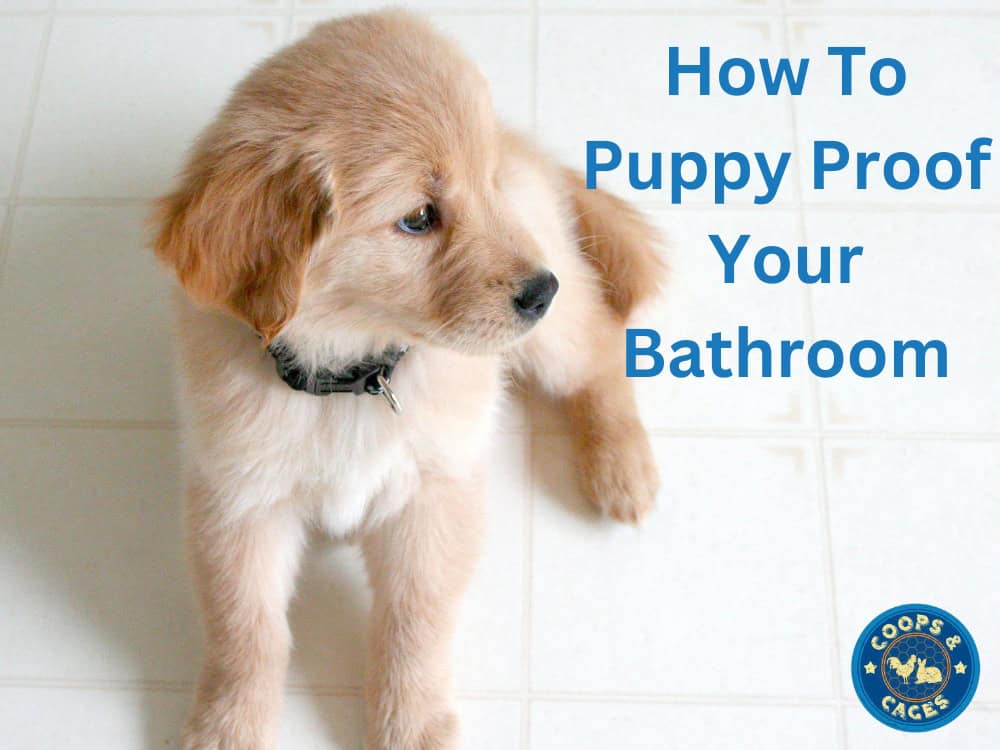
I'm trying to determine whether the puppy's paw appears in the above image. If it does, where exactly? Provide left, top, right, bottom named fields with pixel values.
left=578, top=428, right=659, bottom=525
left=183, top=695, right=275, bottom=750
left=182, top=729, right=221, bottom=750
left=417, top=710, right=459, bottom=750
left=184, top=720, right=254, bottom=750
left=367, top=709, right=458, bottom=750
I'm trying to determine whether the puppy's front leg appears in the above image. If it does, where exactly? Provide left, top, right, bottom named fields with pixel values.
left=515, top=313, right=659, bottom=524
left=184, top=485, right=306, bottom=750
left=564, top=361, right=659, bottom=525
left=362, top=473, right=484, bottom=750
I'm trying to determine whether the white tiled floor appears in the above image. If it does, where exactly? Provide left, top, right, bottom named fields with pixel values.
left=788, top=16, right=999, bottom=207
left=1, top=2, right=997, bottom=750
left=537, top=14, right=799, bottom=207
left=632, top=208, right=817, bottom=431
left=531, top=703, right=840, bottom=750
left=0, top=207, right=175, bottom=421
left=0, top=16, right=45, bottom=197
left=531, top=436, right=832, bottom=697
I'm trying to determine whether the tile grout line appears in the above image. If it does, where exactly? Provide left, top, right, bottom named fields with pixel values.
left=284, top=0, right=294, bottom=42
left=0, top=0, right=54, bottom=289
left=0, top=7, right=535, bottom=19
left=519, top=429, right=535, bottom=750
left=775, top=3, right=819, bottom=436
left=0, top=6, right=994, bottom=22
left=0, top=418, right=179, bottom=430
left=528, top=0, right=539, bottom=138
left=796, top=222, right=850, bottom=750
left=606, top=428, right=1000, bottom=441
left=785, top=7, right=1000, bottom=19
left=2, top=7, right=995, bottom=21
left=6, top=197, right=151, bottom=206
left=780, top=9, right=848, bottom=750
left=9, top=674, right=998, bottom=712
left=630, top=199, right=1000, bottom=213
left=1, top=418, right=998, bottom=443
left=6, top=196, right=1000, bottom=213
left=520, top=3, right=540, bottom=748
left=814, top=435, right=849, bottom=746
left=538, top=7, right=999, bottom=18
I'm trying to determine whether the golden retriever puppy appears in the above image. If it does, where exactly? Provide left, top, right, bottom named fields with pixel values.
left=152, top=10, right=663, bottom=750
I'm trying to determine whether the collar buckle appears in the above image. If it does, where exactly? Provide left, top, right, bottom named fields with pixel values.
left=355, top=363, right=403, bottom=414
left=374, top=371, right=403, bottom=414
left=267, top=341, right=407, bottom=414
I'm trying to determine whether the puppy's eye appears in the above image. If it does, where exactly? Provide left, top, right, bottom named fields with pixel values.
left=397, top=204, right=438, bottom=235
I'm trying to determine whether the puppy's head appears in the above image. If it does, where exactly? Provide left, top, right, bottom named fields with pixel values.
left=153, top=11, right=556, bottom=354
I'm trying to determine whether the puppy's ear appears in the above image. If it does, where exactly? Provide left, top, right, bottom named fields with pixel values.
left=561, top=168, right=666, bottom=319
left=152, top=143, right=332, bottom=343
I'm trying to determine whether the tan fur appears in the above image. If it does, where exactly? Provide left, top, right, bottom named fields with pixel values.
left=151, top=11, right=664, bottom=749
left=154, top=148, right=331, bottom=342
left=561, top=167, right=667, bottom=319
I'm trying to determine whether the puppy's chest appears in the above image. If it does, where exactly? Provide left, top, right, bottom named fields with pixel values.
left=188, top=340, right=503, bottom=531
left=287, top=404, right=418, bottom=535
left=289, top=385, right=499, bottom=534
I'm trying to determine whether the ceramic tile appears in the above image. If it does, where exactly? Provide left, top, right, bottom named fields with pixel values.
left=826, top=440, right=1000, bottom=702
left=458, top=699, right=522, bottom=750
left=537, top=15, right=796, bottom=206
left=279, top=693, right=365, bottom=750
left=531, top=435, right=833, bottom=697
left=0, top=17, right=45, bottom=198
left=278, top=694, right=519, bottom=750
left=453, top=431, right=528, bottom=691
left=788, top=0, right=995, bottom=9
left=0, top=206, right=175, bottom=421
left=844, top=705, right=1000, bottom=750
left=0, top=686, right=191, bottom=750
left=0, top=427, right=200, bottom=684
left=287, top=539, right=371, bottom=690
left=530, top=702, right=840, bottom=750
left=0, top=1, right=49, bottom=9
left=543, top=0, right=779, bottom=8
left=788, top=17, right=1000, bottom=205
left=21, top=15, right=281, bottom=198
left=297, top=0, right=529, bottom=8
left=806, top=210, right=999, bottom=434
left=57, top=0, right=284, bottom=8
left=627, top=208, right=814, bottom=432
left=0, top=687, right=368, bottom=750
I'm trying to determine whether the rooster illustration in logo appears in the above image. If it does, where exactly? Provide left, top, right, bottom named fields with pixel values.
left=887, top=654, right=917, bottom=684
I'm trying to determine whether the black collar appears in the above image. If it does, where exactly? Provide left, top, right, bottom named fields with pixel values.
left=267, top=342, right=408, bottom=413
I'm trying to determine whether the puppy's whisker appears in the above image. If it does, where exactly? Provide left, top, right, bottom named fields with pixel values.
left=422, top=309, right=466, bottom=342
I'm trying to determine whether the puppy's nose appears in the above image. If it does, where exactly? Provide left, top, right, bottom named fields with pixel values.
left=514, top=271, right=559, bottom=321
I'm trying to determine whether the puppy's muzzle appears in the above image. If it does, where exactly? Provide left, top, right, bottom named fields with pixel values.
left=513, top=271, right=559, bottom=321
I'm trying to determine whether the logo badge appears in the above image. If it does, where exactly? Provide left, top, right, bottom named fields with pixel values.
left=852, top=604, right=979, bottom=732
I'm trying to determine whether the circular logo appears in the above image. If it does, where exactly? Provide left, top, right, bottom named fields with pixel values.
left=852, top=604, right=979, bottom=732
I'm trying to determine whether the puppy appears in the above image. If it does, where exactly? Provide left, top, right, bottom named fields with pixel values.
left=152, top=10, right=663, bottom=750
